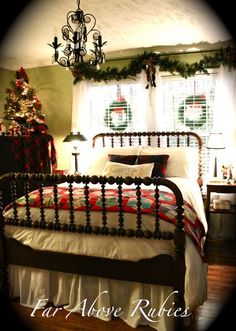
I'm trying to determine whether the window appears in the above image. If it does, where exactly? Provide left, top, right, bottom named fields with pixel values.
left=89, top=82, right=142, bottom=137
left=162, top=74, right=217, bottom=183
left=87, top=73, right=217, bottom=183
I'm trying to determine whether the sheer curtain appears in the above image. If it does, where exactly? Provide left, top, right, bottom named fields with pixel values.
left=213, top=66, right=236, bottom=168
left=139, top=67, right=165, bottom=131
left=70, top=80, right=92, bottom=173
left=209, top=66, right=236, bottom=240
left=71, top=80, right=92, bottom=134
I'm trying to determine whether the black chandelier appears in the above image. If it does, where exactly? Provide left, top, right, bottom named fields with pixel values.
left=49, top=0, right=107, bottom=69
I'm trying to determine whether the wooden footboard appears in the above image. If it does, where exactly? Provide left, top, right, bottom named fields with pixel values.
left=0, top=172, right=186, bottom=330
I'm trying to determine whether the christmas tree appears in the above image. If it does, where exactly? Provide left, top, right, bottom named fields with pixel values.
left=3, top=67, right=48, bottom=135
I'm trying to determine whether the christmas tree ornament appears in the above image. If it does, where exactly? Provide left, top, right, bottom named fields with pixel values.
left=0, top=118, right=6, bottom=135
left=3, top=67, right=48, bottom=135
left=8, top=120, right=22, bottom=136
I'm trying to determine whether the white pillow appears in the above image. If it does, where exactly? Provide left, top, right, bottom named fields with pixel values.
left=140, top=146, right=198, bottom=179
left=84, top=145, right=142, bottom=176
left=102, top=161, right=154, bottom=178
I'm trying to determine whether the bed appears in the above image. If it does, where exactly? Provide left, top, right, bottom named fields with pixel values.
left=0, top=131, right=207, bottom=331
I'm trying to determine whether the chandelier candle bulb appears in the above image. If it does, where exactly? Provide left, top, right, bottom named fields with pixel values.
left=98, top=35, right=102, bottom=47
left=74, top=32, right=78, bottom=43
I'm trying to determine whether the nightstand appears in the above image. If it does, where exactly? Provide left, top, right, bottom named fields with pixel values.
left=205, top=182, right=236, bottom=242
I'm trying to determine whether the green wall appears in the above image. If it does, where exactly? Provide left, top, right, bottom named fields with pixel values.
left=0, top=65, right=73, bottom=169
left=0, top=67, right=14, bottom=121
left=25, top=66, right=73, bottom=169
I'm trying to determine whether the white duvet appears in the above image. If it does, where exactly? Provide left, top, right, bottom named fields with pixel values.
left=4, top=177, right=208, bottom=331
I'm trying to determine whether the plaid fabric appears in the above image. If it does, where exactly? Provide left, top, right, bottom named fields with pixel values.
left=137, top=154, right=169, bottom=178
left=15, top=187, right=205, bottom=255
left=10, top=134, right=57, bottom=173
left=108, top=154, right=138, bottom=164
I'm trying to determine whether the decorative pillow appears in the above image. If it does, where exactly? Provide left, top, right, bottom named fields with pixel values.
left=140, top=146, right=198, bottom=179
left=108, top=154, right=138, bottom=165
left=137, top=154, right=169, bottom=178
left=84, top=145, right=142, bottom=176
left=102, top=161, right=154, bottom=178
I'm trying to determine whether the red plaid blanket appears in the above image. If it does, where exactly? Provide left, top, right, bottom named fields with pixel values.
left=15, top=186, right=206, bottom=255
left=10, top=134, right=57, bottom=173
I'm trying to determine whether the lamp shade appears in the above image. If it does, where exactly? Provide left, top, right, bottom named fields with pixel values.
left=206, top=132, right=225, bottom=150
left=63, top=132, right=87, bottom=142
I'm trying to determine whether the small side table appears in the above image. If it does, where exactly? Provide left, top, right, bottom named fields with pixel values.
left=205, top=182, right=236, bottom=243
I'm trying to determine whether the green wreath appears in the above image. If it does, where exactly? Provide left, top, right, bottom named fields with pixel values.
left=104, top=98, right=132, bottom=131
left=178, top=95, right=208, bottom=130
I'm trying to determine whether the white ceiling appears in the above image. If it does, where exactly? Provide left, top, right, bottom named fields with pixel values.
left=0, top=0, right=232, bottom=70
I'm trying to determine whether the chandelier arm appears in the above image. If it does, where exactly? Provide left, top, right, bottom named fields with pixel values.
left=83, top=14, right=97, bottom=36
left=57, top=55, right=75, bottom=68
left=61, top=26, right=74, bottom=44
left=66, top=11, right=80, bottom=41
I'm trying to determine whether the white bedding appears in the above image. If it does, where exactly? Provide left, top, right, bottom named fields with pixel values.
left=4, top=177, right=208, bottom=331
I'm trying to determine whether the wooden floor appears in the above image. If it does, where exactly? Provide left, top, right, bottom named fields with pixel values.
left=3, top=239, right=236, bottom=331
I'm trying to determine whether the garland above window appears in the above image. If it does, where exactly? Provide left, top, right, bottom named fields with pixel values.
left=71, top=46, right=236, bottom=86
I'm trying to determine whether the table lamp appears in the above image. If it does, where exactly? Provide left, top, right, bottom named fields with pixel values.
left=63, top=132, right=87, bottom=174
left=206, top=132, right=225, bottom=178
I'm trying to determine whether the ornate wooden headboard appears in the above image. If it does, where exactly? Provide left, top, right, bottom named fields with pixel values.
left=92, top=131, right=203, bottom=186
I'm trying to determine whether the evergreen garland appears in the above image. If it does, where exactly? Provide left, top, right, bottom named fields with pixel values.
left=71, top=46, right=236, bottom=85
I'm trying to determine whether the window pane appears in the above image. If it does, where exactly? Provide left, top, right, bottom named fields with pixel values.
left=89, top=82, right=142, bottom=136
left=162, top=74, right=217, bottom=183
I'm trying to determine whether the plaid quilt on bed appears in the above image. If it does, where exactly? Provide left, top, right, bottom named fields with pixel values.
left=14, top=186, right=206, bottom=255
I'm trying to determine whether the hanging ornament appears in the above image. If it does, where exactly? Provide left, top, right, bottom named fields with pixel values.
left=142, top=56, right=157, bottom=88
left=104, top=85, right=132, bottom=131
